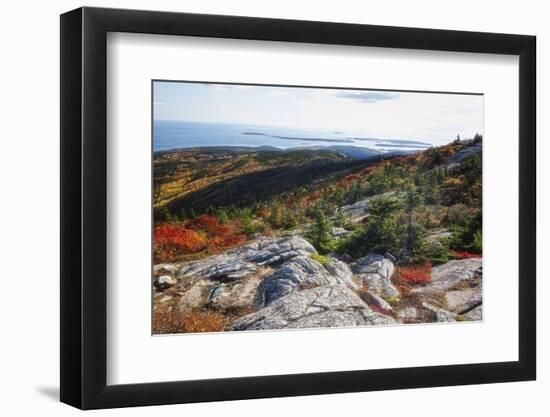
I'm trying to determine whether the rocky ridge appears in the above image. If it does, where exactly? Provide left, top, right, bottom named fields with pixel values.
left=154, top=235, right=482, bottom=332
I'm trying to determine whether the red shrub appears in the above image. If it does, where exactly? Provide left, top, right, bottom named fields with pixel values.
left=154, top=215, right=250, bottom=263
left=220, top=234, right=247, bottom=247
left=397, top=263, right=432, bottom=285
left=186, top=214, right=230, bottom=235
left=153, top=224, right=207, bottom=263
left=450, top=250, right=481, bottom=259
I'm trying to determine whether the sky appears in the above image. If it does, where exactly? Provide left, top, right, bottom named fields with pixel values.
left=153, top=81, right=484, bottom=146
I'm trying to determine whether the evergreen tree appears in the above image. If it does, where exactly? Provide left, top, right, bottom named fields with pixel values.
left=308, top=209, right=334, bottom=254
left=338, top=196, right=401, bottom=257
left=403, top=186, right=425, bottom=258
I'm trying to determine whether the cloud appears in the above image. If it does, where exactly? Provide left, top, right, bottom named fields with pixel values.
left=267, top=90, right=289, bottom=97
left=337, top=91, right=399, bottom=103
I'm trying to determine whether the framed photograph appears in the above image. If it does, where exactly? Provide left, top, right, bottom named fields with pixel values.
left=60, top=6, right=536, bottom=409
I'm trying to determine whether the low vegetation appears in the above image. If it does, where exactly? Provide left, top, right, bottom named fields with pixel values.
left=153, top=214, right=247, bottom=263
left=395, top=263, right=432, bottom=285
left=153, top=304, right=229, bottom=334
left=153, top=135, right=482, bottom=271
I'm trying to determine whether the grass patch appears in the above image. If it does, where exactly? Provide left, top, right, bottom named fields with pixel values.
left=153, top=304, right=229, bottom=334
left=382, top=295, right=401, bottom=307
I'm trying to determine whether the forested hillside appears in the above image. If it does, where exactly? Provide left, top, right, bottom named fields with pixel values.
left=153, top=135, right=482, bottom=265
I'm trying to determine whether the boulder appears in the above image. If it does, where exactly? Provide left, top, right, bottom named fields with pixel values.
left=410, top=258, right=482, bottom=315
left=435, top=310, right=457, bottom=322
left=231, top=285, right=396, bottom=331
left=397, top=307, right=417, bottom=321
left=331, top=227, right=352, bottom=239
left=175, top=235, right=317, bottom=281
left=422, top=258, right=482, bottom=294
left=255, top=256, right=357, bottom=307
left=339, top=253, right=354, bottom=263
left=384, top=252, right=397, bottom=264
left=247, top=235, right=318, bottom=265
left=334, top=199, right=369, bottom=223
left=153, top=263, right=181, bottom=275
left=423, top=229, right=452, bottom=244
left=352, top=254, right=395, bottom=279
left=445, top=288, right=482, bottom=314
left=152, top=236, right=318, bottom=312
left=178, top=270, right=269, bottom=311
left=335, top=192, right=396, bottom=223
left=157, top=295, right=174, bottom=304
left=208, top=274, right=265, bottom=311
left=325, top=259, right=356, bottom=285
left=352, top=254, right=400, bottom=298
left=360, top=290, right=393, bottom=312
left=422, top=302, right=457, bottom=322
left=153, top=275, right=177, bottom=291
left=177, top=259, right=258, bottom=282
left=461, top=305, right=483, bottom=321
left=178, top=280, right=212, bottom=310
left=356, top=272, right=400, bottom=299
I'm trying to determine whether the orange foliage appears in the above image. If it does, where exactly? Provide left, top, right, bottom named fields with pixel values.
left=154, top=224, right=207, bottom=263
left=396, top=263, right=432, bottom=285
left=360, top=166, right=376, bottom=175
left=441, top=146, right=455, bottom=157
left=154, top=214, right=247, bottom=263
left=344, top=173, right=361, bottom=182
left=309, top=191, right=322, bottom=201
left=257, top=207, right=271, bottom=218
left=336, top=173, right=361, bottom=188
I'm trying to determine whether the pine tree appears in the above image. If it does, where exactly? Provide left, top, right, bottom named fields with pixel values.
left=403, top=186, right=424, bottom=257
left=357, top=196, right=401, bottom=255
left=309, top=209, right=334, bottom=254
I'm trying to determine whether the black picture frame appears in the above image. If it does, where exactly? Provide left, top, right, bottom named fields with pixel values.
left=60, top=6, right=536, bottom=410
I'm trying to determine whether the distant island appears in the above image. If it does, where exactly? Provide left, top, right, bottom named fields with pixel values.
left=241, top=131, right=355, bottom=143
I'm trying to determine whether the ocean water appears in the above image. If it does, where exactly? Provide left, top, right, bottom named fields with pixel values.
left=153, top=120, right=431, bottom=153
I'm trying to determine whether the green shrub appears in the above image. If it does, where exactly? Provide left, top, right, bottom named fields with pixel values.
left=471, top=230, right=482, bottom=253
left=309, top=253, right=329, bottom=265
left=416, top=239, right=449, bottom=265
left=335, top=196, right=402, bottom=258
left=267, top=202, right=298, bottom=230
left=240, top=216, right=266, bottom=235
left=382, top=295, right=401, bottom=306
left=450, top=210, right=482, bottom=253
